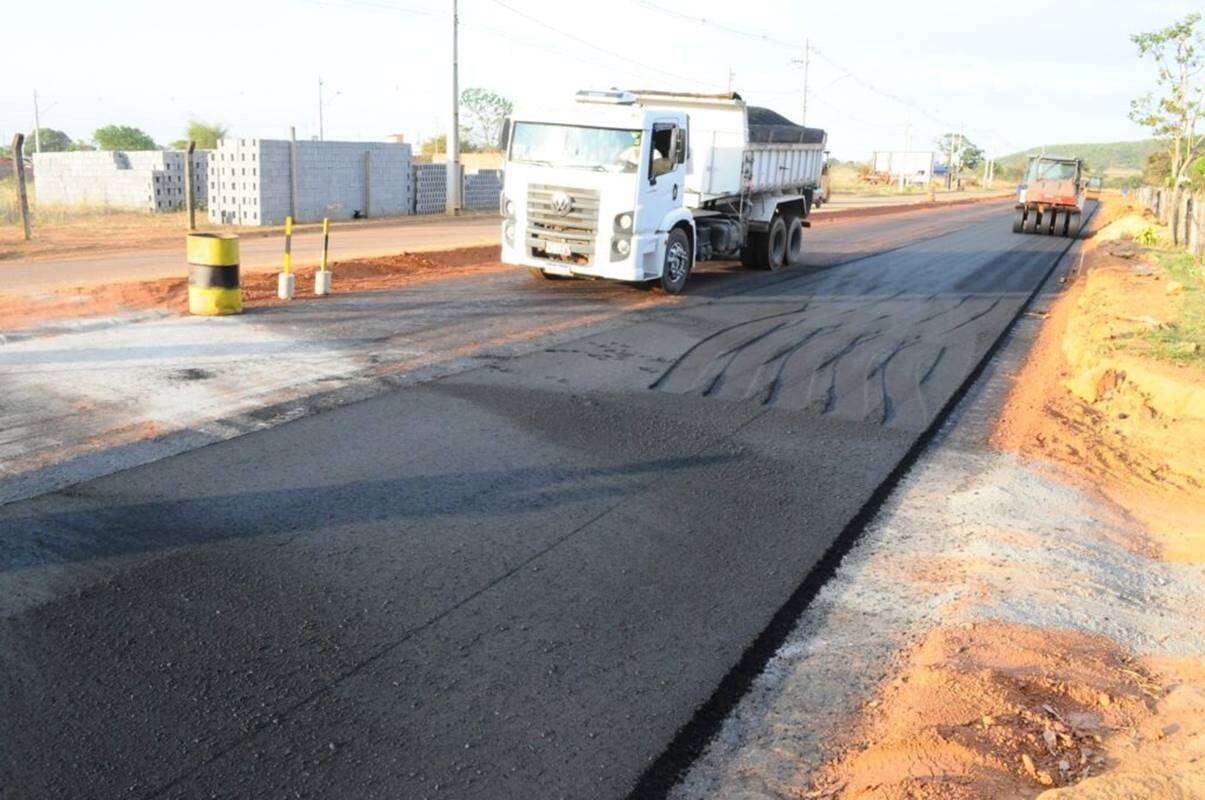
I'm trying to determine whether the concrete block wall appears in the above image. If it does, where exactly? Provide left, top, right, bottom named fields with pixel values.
left=207, top=138, right=413, bottom=226
left=410, top=163, right=502, bottom=214
left=32, top=150, right=210, bottom=212
left=413, top=162, right=447, bottom=215
left=463, top=169, right=502, bottom=211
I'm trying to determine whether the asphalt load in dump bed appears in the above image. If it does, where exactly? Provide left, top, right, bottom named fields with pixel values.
left=0, top=201, right=1092, bottom=800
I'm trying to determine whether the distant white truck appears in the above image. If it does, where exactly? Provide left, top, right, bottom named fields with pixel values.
left=499, top=90, right=828, bottom=293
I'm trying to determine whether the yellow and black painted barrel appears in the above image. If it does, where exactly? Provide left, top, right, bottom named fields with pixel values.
left=186, top=233, right=242, bottom=315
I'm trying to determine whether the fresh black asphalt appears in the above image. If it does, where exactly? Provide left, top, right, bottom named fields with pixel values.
left=0, top=202, right=1089, bottom=799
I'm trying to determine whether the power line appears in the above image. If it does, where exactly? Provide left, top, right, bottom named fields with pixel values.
left=484, top=0, right=724, bottom=91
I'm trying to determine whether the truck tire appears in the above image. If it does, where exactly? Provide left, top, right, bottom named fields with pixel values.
left=1046, top=210, right=1060, bottom=236
left=765, top=216, right=788, bottom=271
left=1012, top=209, right=1025, bottom=233
left=1022, top=209, right=1039, bottom=234
left=784, top=215, right=805, bottom=266
left=659, top=227, right=693, bottom=294
left=1066, top=211, right=1082, bottom=238
left=741, top=233, right=766, bottom=269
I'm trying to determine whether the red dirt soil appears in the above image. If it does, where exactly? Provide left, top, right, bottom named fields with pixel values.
left=991, top=201, right=1205, bottom=563
left=805, top=622, right=1203, bottom=800
left=0, top=246, right=506, bottom=332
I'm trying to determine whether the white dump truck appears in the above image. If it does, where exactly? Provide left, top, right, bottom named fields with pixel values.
left=499, top=90, right=828, bottom=293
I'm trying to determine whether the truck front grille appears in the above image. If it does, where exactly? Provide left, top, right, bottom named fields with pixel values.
left=526, top=185, right=599, bottom=266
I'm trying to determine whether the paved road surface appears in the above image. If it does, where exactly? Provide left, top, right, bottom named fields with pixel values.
left=0, top=200, right=1089, bottom=799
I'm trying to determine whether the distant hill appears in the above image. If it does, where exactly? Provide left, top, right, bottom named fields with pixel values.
left=996, top=140, right=1158, bottom=175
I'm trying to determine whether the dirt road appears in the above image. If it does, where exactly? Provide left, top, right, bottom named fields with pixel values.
left=0, top=191, right=1009, bottom=296
left=0, top=199, right=1084, bottom=799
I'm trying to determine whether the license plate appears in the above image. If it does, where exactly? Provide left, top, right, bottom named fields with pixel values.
left=544, top=240, right=572, bottom=257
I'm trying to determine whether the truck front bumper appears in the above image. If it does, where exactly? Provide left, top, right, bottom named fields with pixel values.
left=501, top=224, right=664, bottom=283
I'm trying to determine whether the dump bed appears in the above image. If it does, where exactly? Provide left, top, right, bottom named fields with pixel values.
left=629, top=91, right=827, bottom=206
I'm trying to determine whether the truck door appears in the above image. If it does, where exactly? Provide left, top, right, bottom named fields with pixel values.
left=642, top=120, right=686, bottom=234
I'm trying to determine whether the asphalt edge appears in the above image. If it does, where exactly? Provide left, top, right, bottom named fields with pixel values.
left=625, top=202, right=1102, bottom=800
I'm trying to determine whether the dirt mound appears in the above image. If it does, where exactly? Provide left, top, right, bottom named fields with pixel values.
left=0, top=246, right=505, bottom=333
left=806, top=622, right=1202, bottom=800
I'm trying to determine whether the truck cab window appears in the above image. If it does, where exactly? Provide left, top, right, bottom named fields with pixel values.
left=650, top=124, right=676, bottom=180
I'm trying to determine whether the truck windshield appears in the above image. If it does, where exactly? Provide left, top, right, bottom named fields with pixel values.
left=1027, top=160, right=1078, bottom=181
left=509, top=122, right=643, bottom=173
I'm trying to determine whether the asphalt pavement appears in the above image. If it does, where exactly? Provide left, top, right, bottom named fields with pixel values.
left=0, top=201, right=1090, bottom=799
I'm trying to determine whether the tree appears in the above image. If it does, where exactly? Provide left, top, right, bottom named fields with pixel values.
left=1130, top=13, right=1204, bottom=195
left=25, top=128, right=72, bottom=152
left=93, top=125, right=158, bottom=151
left=172, top=119, right=229, bottom=150
left=459, top=88, right=513, bottom=150
left=420, top=134, right=480, bottom=157
left=935, top=132, right=984, bottom=171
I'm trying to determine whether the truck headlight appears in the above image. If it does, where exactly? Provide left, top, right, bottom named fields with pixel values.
left=614, top=212, right=633, bottom=232
left=611, top=234, right=632, bottom=261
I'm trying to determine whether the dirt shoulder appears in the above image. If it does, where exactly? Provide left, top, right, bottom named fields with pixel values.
left=805, top=199, right=1205, bottom=799
left=992, top=200, right=1205, bottom=563
left=0, top=246, right=506, bottom=335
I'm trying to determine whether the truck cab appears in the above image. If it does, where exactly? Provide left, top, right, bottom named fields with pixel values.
left=500, top=90, right=827, bottom=294
left=500, top=93, right=692, bottom=290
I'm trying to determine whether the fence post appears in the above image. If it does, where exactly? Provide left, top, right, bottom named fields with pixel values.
left=11, top=133, right=31, bottom=241
left=288, top=126, right=298, bottom=222
left=363, top=150, right=371, bottom=219
left=185, top=140, right=197, bottom=231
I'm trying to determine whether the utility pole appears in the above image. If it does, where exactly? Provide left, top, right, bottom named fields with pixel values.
left=33, top=90, right=41, bottom=153
left=801, top=39, right=810, bottom=126
left=446, top=0, right=461, bottom=215
left=791, top=39, right=811, bottom=126
left=318, top=77, right=324, bottom=141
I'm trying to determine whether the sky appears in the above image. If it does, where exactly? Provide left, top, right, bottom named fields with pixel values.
left=3, top=0, right=1198, bottom=161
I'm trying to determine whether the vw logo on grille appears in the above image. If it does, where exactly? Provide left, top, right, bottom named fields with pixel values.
left=550, top=191, right=574, bottom=216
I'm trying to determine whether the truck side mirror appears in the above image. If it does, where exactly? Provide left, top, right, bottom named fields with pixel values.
left=498, top=119, right=511, bottom=153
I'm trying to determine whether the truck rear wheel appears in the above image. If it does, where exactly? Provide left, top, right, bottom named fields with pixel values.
left=765, top=216, right=788, bottom=271
left=1066, top=211, right=1082, bottom=238
left=659, top=227, right=693, bottom=294
left=1022, top=209, right=1039, bottom=234
left=1047, top=210, right=1060, bottom=236
left=741, top=233, right=765, bottom=269
left=784, top=215, right=805, bottom=266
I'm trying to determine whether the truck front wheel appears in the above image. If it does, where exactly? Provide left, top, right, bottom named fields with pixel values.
left=660, top=228, right=693, bottom=294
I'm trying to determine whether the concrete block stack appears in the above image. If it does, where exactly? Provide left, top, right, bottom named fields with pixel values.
left=463, top=169, right=502, bottom=211
left=207, top=138, right=413, bottom=226
left=32, top=150, right=210, bottom=212
left=413, top=162, right=447, bottom=215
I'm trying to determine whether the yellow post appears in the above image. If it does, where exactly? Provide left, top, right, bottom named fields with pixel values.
left=315, top=217, right=333, bottom=296
left=278, top=216, right=296, bottom=300
left=321, top=217, right=330, bottom=270
left=283, top=216, right=294, bottom=274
